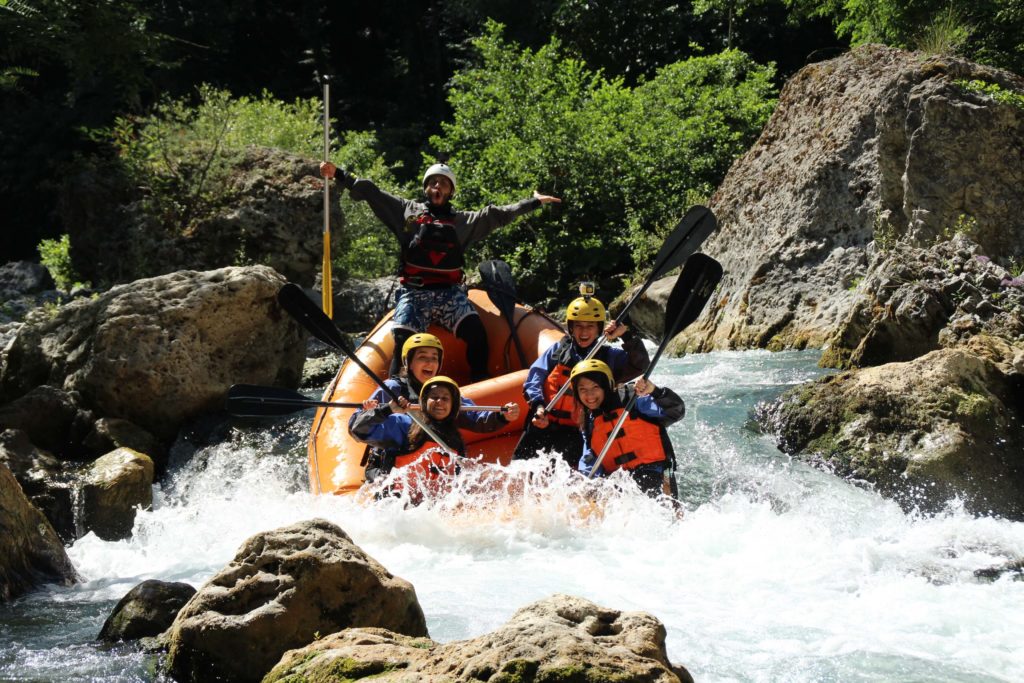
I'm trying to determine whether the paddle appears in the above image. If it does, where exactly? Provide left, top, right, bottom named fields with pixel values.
left=321, top=76, right=333, bottom=318
left=479, top=259, right=528, bottom=367
left=587, top=252, right=724, bottom=478
left=544, top=205, right=717, bottom=412
left=226, top=384, right=506, bottom=418
left=277, top=283, right=459, bottom=456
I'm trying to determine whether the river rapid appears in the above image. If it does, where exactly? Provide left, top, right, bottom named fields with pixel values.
left=2, top=349, right=1023, bottom=682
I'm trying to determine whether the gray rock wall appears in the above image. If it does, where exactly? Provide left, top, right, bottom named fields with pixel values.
left=670, top=45, right=1024, bottom=354
left=0, top=266, right=305, bottom=438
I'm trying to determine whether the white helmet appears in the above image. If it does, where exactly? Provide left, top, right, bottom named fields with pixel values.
left=422, top=163, right=456, bottom=194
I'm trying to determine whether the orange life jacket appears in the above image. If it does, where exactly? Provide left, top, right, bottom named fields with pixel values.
left=540, top=338, right=613, bottom=427
left=542, top=361, right=579, bottom=427
left=393, top=443, right=459, bottom=479
left=589, top=409, right=667, bottom=473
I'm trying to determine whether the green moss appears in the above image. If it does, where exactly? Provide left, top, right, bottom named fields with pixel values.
left=819, top=345, right=855, bottom=369
left=534, top=664, right=637, bottom=683
left=313, top=657, right=393, bottom=682
left=491, top=659, right=540, bottom=683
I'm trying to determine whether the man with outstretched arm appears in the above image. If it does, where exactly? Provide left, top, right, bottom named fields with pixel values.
left=320, top=160, right=560, bottom=381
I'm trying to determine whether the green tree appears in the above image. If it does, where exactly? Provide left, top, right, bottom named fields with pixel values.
left=693, top=0, right=772, bottom=48
left=432, top=21, right=776, bottom=300
left=784, top=0, right=1024, bottom=73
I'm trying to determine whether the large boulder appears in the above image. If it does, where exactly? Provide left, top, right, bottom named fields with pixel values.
left=265, top=593, right=693, bottom=683
left=164, top=518, right=426, bottom=683
left=330, top=275, right=399, bottom=333
left=0, top=429, right=80, bottom=543
left=0, top=462, right=78, bottom=602
left=61, top=147, right=344, bottom=287
left=821, top=236, right=1024, bottom=368
left=757, top=337, right=1024, bottom=518
left=79, top=448, right=154, bottom=541
left=0, top=266, right=306, bottom=438
left=98, top=579, right=197, bottom=643
left=659, top=45, right=1024, bottom=354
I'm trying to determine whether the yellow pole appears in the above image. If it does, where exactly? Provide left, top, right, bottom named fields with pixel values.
left=321, top=77, right=333, bottom=318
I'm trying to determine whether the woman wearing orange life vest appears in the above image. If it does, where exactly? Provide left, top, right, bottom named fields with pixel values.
left=355, top=333, right=520, bottom=483
left=513, top=294, right=648, bottom=466
left=569, top=359, right=685, bottom=497
left=349, top=376, right=467, bottom=496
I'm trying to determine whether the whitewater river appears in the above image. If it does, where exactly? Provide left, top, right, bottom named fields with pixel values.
left=2, top=349, right=1023, bottom=682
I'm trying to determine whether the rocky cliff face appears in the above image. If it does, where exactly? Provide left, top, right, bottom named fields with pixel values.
left=673, top=45, right=1024, bottom=354
left=60, top=147, right=344, bottom=287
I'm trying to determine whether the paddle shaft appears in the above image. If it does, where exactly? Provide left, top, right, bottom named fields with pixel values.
left=321, top=77, right=333, bottom=318
left=277, top=284, right=459, bottom=456
left=586, top=257, right=721, bottom=478
left=228, top=393, right=506, bottom=416
left=543, top=207, right=715, bottom=413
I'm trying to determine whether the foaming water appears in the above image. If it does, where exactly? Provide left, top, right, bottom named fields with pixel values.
left=2, top=350, right=1023, bottom=682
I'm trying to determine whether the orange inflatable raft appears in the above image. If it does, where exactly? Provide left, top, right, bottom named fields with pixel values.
left=307, top=288, right=566, bottom=495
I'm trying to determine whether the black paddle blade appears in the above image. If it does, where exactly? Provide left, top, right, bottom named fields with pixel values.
left=664, top=253, right=724, bottom=339
left=226, top=384, right=314, bottom=417
left=479, top=259, right=528, bottom=367
left=277, top=283, right=351, bottom=353
left=651, top=206, right=718, bottom=280
left=479, top=260, right=518, bottom=313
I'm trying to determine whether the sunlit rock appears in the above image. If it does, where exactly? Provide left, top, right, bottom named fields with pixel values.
left=820, top=237, right=1024, bottom=369
left=98, top=579, right=196, bottom=642
left=265, top=593, right=693, bottom=683
left=0, top=462, right=78, bottom=602
left=634, top=45, right=1024, bottom=354
left=757, top=344, right=1024, bottom=519
left=80, top=448, right=154, bottom=541
left=164, top=518, right=426, bottom=683
left=0, top=265, right=305, bottom=438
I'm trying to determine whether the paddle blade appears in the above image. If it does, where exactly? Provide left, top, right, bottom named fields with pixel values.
left=226, top=384, right=312, bottom=417
left=479, top=260, right=518, bottom=315
left=664, top=253, right=724, bottom=339
left=650, top=206, right=718, bottom=280
left=277, top=282, right=351, bottom=353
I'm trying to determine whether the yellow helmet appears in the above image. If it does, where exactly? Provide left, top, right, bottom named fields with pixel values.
left=566, top=296, right=606, bottom=323
left=402, top=333, right=444, bottom=368
left=568, top=359, right=614, bottom=390
left=419, top=375, right=461, bottom=418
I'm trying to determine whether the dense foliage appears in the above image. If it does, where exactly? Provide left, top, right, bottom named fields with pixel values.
left=101, top=86, right=405, bottom=279
left=785, top=0, right=1024, bottom=74
left=433, top=23, right=776, bottom=298
left=1, top=0, right=1021, bottom=292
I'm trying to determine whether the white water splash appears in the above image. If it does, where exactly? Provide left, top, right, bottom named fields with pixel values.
left=3, top=350, right=1023, bottom=683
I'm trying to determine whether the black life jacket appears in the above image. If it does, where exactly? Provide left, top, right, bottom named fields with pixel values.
left=399, top=213, right=464, bottom=287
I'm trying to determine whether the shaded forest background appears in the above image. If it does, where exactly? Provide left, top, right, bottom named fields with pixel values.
left=2, top=0, right=1022, bottom=299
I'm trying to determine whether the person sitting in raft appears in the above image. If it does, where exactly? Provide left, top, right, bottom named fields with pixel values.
left=512, top=292, right=649, bottom=467
left=569, top=359, right=685, bottom=498
left=349, top=376, right=467, bottom=496
left=320, top=159, right=561, bottom=382
left=355, top=333, right=520, bottom=483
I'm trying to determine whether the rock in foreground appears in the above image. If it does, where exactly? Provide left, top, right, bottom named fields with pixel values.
left=164, top=518, right=426, bottom=683
left=266, top=593, right=693, bottom=683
